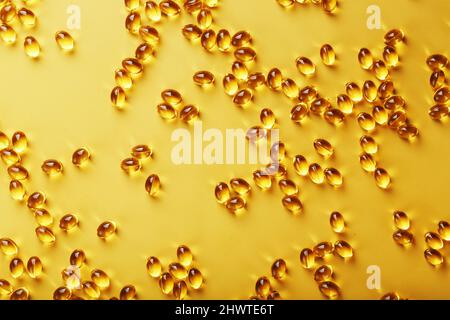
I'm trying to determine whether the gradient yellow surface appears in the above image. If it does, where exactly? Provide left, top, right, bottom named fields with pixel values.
left=0, top=0, right=449, bottom=300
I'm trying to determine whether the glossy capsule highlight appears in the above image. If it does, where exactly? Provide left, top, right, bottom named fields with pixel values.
left=193, top=71, right=215, bottom=87
left=0, top=238, right=18, bottom=256
left=313, top=139, right=333, bottom=158
left=393, top=211, right=410, bottom=230
left=188, top=268, right=203, bottom=289
left=97, top=221, right=116, bottom=239
left=147, top=256, right=162, bottom=278
left=320, top=44, right=336, bottom=66
left=41, top=159, right=64, bottom=176
left=330, top=211, right=345, bottom=233
left=296, top=56, right=315, bottom=76
left=145, top=174, right=161, bottom=196
left=271, top=259, right=287, bottom=280
left=72, top=148, right=91, bottom=166
left=55, top=31, right=74, bottom=51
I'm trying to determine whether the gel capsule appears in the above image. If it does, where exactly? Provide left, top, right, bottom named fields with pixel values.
left=55, top=31, right=74, bottom=51
left=97, top=221, right=116, bottom=239
left=157, top=103, right=177, bottom=120
left=139, top=25, right=160, bottom=45
left=234, top=47, right=256, bottom=62
left=8, top=164, right=28, bottom=180
left=180, top=105, right=199, bottom=122
left=426, top=54, right=448, bottom=71
left=9, top=258, right=24, bottom=278
left=91, top=269, right=110, bottom=289
left=314, top=265, right=333, bottom=282
left=282, top=195, right=303, bottom=213
left=383, top=45, right=398, bottom=67
left=231, top=31, right=252, bottom=47
left=216, top=29, right=231, bottom=52
left=223, top=73, right=239, bottom=95
left=201, top=29, right=216, bottom=51
left=197, top=8, right=212, bottom=29
left=373, top=60, right=389, bottom=80
left=0, top=238, right=18, bottom=256
left=11, top=131, right=27, bottom=154
left=145, top=174, right=161, bottom=196
left=393, top=211, right=410, bottom=230
left=372, top=105, right=388, bottom=125
left=41, top=159, right=64, bottom=176
left=122, top=58, right=143, bottom=74
left=267, top=68, right=283, bottom=90
left=70, top=249, right=86, bottom=267
left=173, top=281, right=188, bottom=300
left=111, top=86, right=126, bottom=108
left=434, top=87, right=449, bottom=104
left=324, top=108, right=345, bottom=126
left=0, top=279, right=13, bottom=295
left=59, top=214, right=78, bottom=231
left=125, top=0, right=140, bottom=11
left=346, top=82, right=362, bottom=103
left=429, top=105, right=449, bottom=121
left=188, top=268, right=203, bottom=289
left=425, top=232, right=443, bottom=250
left=357, top=112, right=376, bottom=131
left=177, top=245, right=193, bottom=267
left=278, top=179, right=298, bottom=196
left=299, top=248, right=315, bottom=269
left=319, top=281, right=340, bottom=299
left=253, top=170, right=272, bottom=190
left=9, top=180, right=25, bottom=201
left=299, top=86, right=318, bottom=103
left=358, top=48, right=373, bottom=70
left=363, top=80, right=377, bottom=102
left=378, top=80, right=395, bottom=100
left=282, top=78, right=299, bottom=99
left=424, top=248, right=444, bottom=266
left=271, top=259, right=287, bottom=280
left=34, top=208, right=53, bottom=226
left=336, top=94, right=353, bottom=114
left=230, top=178, right=251, bottom=195
left=334, top=240, right=353, bottom=258
left=320, top=44, right=336, bottom=66
left=393, top=230, right=413, bottom=246
left=438, top=221, right=450, bottom=241
left=125, top=12, right=141, bottom=34
left=313, top=139, right=333, bottom=158
left=233, top=89, right=253, bottom=106
left=159, top=272, right=174, bottom=294
left=121, top=157, right=141, bottom=174
left=162, top=89, right=182, bottom=105
left=384, top=95, right=405, bottom=111
left=397, top=124, right=418, bottom=140
left=35, top=226, right=55, bottom=244
left=330, top=211, right=345, bottom=233
left=429, top=70, right=446, bottom=90
left=260, top=108, right=275, bottom=128
left=182, top=24, right=202, bottom=41
left=27, top=191, right=46, bottom=209
left=310, top=98, right=330, bottom=115
left=160, top=0, right=181, bottom=17
left=324, top=168, right=343, bottom=187
left=72, top=148, right=91, bottom=166
left=387, top=110, right=406, bottom=129
left=135, top=42, right=153, bottom=62
left=27, top=256, right=43, bottom=278
left=225, top=196, right=245, bottom=213
left=131, top=144, right=152, bottom=160
left=384, top=29, right=404, bottom=46
left=293, top=155, right=308, bottom=176
left=83, top=281, right=100, bottom=299
left=255, top=277, right=271, bottom=298
left=193, top=71, right=215, bottom=87
left=183, top=0, right=202, bottom=14
left=215, top=182, right=231, bottom=204
left=360, top=135, right=378, bottom=154
left=290, top=103, right=308, bottom=123
left=146, top=256, right=162, bottom=278
left=0, top=3, right=16, bottom=23
left=313, top=241, right=334, bottom=258
left=308, top=163, right=324, bottom=184
left=0, top=23, right=16, bottom=44
left=24, top=36, right=40, bottom=58
left=374, top=167, right=391, bottom=189
left=145, top=1, right=161, bottom=21
left=10, top=288, right=29, bottom=300
left=53, top=287, right=72, bottom=300
left=296, top=56, right=315, bottom=76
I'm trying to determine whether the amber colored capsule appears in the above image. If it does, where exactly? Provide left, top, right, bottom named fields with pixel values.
left=214, top=182, right=230, bottom=204
left=330, top=211, right=345, bottom=233
left=10, top=288, right=29, bottom=300
left=173, top=281, right=188, bottom=300
left=8, top=164, right=28, bottom=180
left=183, top=0, right=202, bottom=14
left=157, top=103, right=177, bottom=120
left=308, top=163, right=324, bottom=184
left=188, top=268, right=203, bottom=289
left=384, top=29, right=404, bottom=46
left=282, top=78, right=299, bottom=99
left=296, top=56, right=316, bottom=76
left=0, top=279, right=13, bottom=295
left=17, top=7, right=35, bottom=27
left=373, top=60, right=389, bottom=80
left=229, top=178, right=251, bottom=195
left=97, top=221, right=117, bottom=239
left=393, top=229, right=413, bottom=247
left=159, top=272, right=174, bottom=294
left=9, top=180, right=25, bottom=201
left=70, top=249, right=86, bottom=267
left=193, top=71, right=215, bottom=86
left=0, top=238, right=18, bottom=256
left=169, top=262, right=188, bottom=280
left=175, top=245, right=193, bottom=267
left=266, top=163, right=287, bottom=180
left=233, top=61, right=249, bottom=80
left=53, top=287, right=72, bottom=300
left=0, top=3, right=16, bottom=23
left=125, top=12, right=141, bottom=34
left=41, top=159, right=64, bottom=176
left=9, top=132, right=26, bottom=155
left=380, top=292, right=400, bottom=300
left=436, top=221, right=450, bottom=242
left=160, top=0, right=181, bottom=16
left=299, top=248, right=315, bottom=269
left=0, top=131, right=9, bottom=149
left=260, top=108, right=275, bottom=128
left=59, top=214, right=78, bottom=231
left=146, top=256, right=162, bottom=278
left=111, top=86, right=126, bottom=108
left=372, top=105, right=388, bottom=125
left=121, top=157, right=141, bottom=174
left=313, top=241, right=334, bottom=258
left=360, top=135, right=378, bottom=154
left=319, top=281, right=340, bottom=299
left=62, top=267, right=81, bottom=289
left=255, top=277, right=271, bottom=298
left=145, top=174, right=161, bottom=196
left=246, top=126, right=268, bottom=143
left=424, top=232, right=443, bottom=251
left=358, top=48, right=374, bottom=70
left=324, top=108, right=345, bottom=126
left=139, top=25, right=160, bottom=45
left=378, top=80, right=395, bottom=100
left=387, top=110, right=406, bottom=129
left=91, top=269, right=110, bottom=290
left=324, top=168, right=343, bottom=187
left=277, top=0, right=294, bottom=7
left=35, top=226, right=56, bottom=244
left=374, top=167, right=391, bottom=189
left=216, top=29, right=231, bottom=52
left=320, top=44, right=336, bottom=66
left=430, top=70, right=446, bottom=90
left=424, top=249, right=444, bottom=266
left=384, top=95, right=405, bottom=111
left=162, top=89, right=182, bottom=105
left=0, top=23, right=16, bottom=44
left=271, top=259, right=287, bottom=280
left=253, top=170, right=272, bottom=190
left=314, top=265, right=333, bottom=282
left=346, top=82, right=363, bottom=103
left=197, top=8, right=212, bottom=29
left=292, top=155, right=308, bottom=177
left=24, top=35, right=40, bottom=58
left=429, top=105, right=449, bottom=121
left=310, top=97, right=330, bottom=115
left=233, top=89, right=253, bottom=106
left=398, top=124, right=418, bottom=140
left=313, top=139, right=333, bottom=158
left=26, top=256, right=43, bottom=278
left=131, top=144, right=152, bottom=160
left=334, top=240, right=353, bottom=258
left=357, top=112, right=376, bottom=131
left=336, top=94, right=353, bottom=115
left=426, top=54, right=448, bottom=71
left=282, top=195, right=303, bottom=213
left=182, top=24, right=202, bottom=41
left=180, top=105, right=199, bottom=122
left=278, top=179, right=298, bottom=196
left=383, top=46, right=398, bottom=67
left=322, top=0, right=337, bottom=12
left=225, top=196, right=246, bottom=212
left=222, top=73, right=239, bottom=96
left=234, top=46, right=256, bottom=62
left=267, top=68, right=283, bottom=90
left=359, top=153, right=376, bottom=172
left=135, top=42, right=153, bottom=62
left=231, top=31, right=252, bottom=47
left=298, top=86, right=317, bottom=103
left=393, top=211, right=410, bottom=230
left=71, top=148, right=90, bottom=167
left=434, top=87, right=449, bottom=104
left=270, top=141, right=286, bottom=162
left=201, top=29, right=216, bottom=51
left=83, top=281, right=100, bottom=299
left=363, top=80, right=377, bottom=103
left=125, top=0, right=140, bottom=11
left=33, top=208, right=52, bottom=226
left=122, top=57, right=143, bottom=75
left=290, top=103, right=308, bottom=123
left=145, top=1, right=161, bottom=22
left=55, top=31, right=74, bottom=51
left=27, top=191, right=46, bottom=209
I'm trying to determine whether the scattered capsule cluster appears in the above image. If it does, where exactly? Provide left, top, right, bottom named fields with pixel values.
left=276, top=0, right=338, bottom=14
left=358, top=135, right=391, bottom=189
left=250, top=258, right=287, bottom=300
left=214, top=178, right=250, bottom=214
left=157, top=89, right=200, bottom=122
left=422, top=220, right=450, bottom=267
left=426, top=54, right=449, bottom=121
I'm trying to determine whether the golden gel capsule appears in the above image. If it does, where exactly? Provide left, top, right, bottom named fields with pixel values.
left=223, top=73, right=239, bottom=96
left=313, top=241, right=334, bottom=258
left=383, top=45, right=398, bottom=67
left=358, top=48, right=374, bottom=70
left=322, top=0, right=337, bottom=12
left=387, top=110, right=406, bottom=129
left=145, top=1, right=161, bottom=22
left=363, top=80, right=377, bottom=102
left=182, top=24, right=202, bottom=41
left=135, top=42, right=153, bottom=62
left=334, top=240, right=353, bottom=258
left=308, top=163, right=324, bottom=184
left=267, top=291, right=281, bottom=300
left=372, top=105, right=388, bottom=125
left=397, top=124, right=418, bottom=140
left=384, top=95, right=405, bottom=111
left=180, top=105, right=200, bottom=122
left=300, top=248, right=315, bottom=269
left=0, top=238, right=18, bottom=256
left=121, top=157, right=141, bottom=174
left=296, top=56, right=316, bottom=76
left=35, top=226, right=56, bottom=244
left=253, top=170, right=272, bottom=190
left=62, top=268, right=81, bottom=289
left=34, top=208, right=53, bottom=226
left=41, top=159, right=64, bottom=176
left=55, top=31, right=74, bottom=51
left=378, top=80, right=395, bottom=100
left=10, top=288, right=29, bottom=300
left=282, top=195, right=303, bottom=213
left=380, top=292, right=400, bottom=300
left=314, top=265, right=333, bottom=282
left=278, top=179, right=298, bottom=196
left=290, top=103, right=308, bottom=123
left=267, top=68, right=283, bottom=90
left=0, top=23, right=16, bottom=44
left=193, top=70, right=215, bottom=87
left=424, top=248, right=444, bottom=266
left=27, top=191, right=46, bottom=209
left=188, top=268, right=203, bottom=289
left=125, top=12, right=141, bottom=34
left=11, top=131, right=27, bottom=154
left=1, top=148, right=20, bottom=165
left=157, top=103, right=177, bottom=120
left=324, top=108, right=345, bottom=126
left=8, top=164, right=28, bottom=180
left=255, top=277, right=271, bottom=298
left=246, top=126, right=267, bottom=143
left=271, top=259, right=287, bottom=280
left=393, top=211, right=410, bottom=230
left=299, top=86, right=318, bottom=103
left=336, top=94, right=353, bottom=115
left=53, top=287, right=72, bottom=300
left=277, top=0, right=294, bottom=7
left=122, top=57, right=143, bottom=75
left=434, top=87, right=449, bottom=104
left=310, top=97, right=331, bottom=115
left=234, top=46, right=257, bottom=62
left=173, top=281, right=188, bottom=300
left=183, top=0, right=202, bottom=14
left=319, top=281, right=340, bottom=299
left=360, top=135, right=378, bottom=154
left=59, top=214, right=78, bottom=231
left=438, top=221, right=450, bottom=241
left=231, top=31, right=252, bottom=47
left=374, top=167, right=391, bottom=189
left=266, top=163, right=287, bottom=180
left=27, top=256, right=43, bottom=278
left=70, top=249, right=86, bottom=267
left=162, top=89, right=182, bottom=106
left=160, top=0, right=181, bottom=17
left=425, top=232, right=443, bottom=250
left=216, top=29, right=231, bottom=52
left=282, top=78, right=299, bottom=99
left=359, top=153, right=376, bottom=172
left=215, top=182, right=231, bottom=204
left=0, top=279, right=12, bottom=295
left=177, top=245, right=193, bottom=267
left=293, top=155, right=308, bottom=176
left=97, top=221, right=116, bottom=239
left=225, top=196, right=246, bottom=212
left=346, top=82, right=363, bottom=103
left=0, top=131, right=9, bottom=149
left=393, top=230, right=413, bottom=246
left=145, top=174, right=161, bottom=196
left=111, top=86, right=126, bottom=108
left=230, top=178, right=251, bottom=195
left=125, top=0, right=140, bottom=11
left=270, top=141, right=286, bottom=162
left=131, top=144, right=152, bottom=160
left=146, top=256, right=162, bottom=278
left=320, top=44, right=335, bottom=66
left=426, top=54, right=448, bottom=71
left=72, top=148, right=91, bottom=167
left=330, top=211, right=345, bottom=233
left=9, top=180, right=25, bottom=201
left=91, top=269, right=110, bottom=289
left=373, top=60, right=389, bottom=80
left=0, top=3, right=16, bottom=23
left=233, top=89, right=253, bottom=106
left=430, top=70, right=445, bottom=90
left=260, top=108, right=275, bottom=128
left=197, top=8, right=212, bottom=29
left=357, top=112, right=376, bottom=131
left=201, top=29, right=216, bottom=51
left=384, top=28, right=404, bottom=46
left=159, top=272, right=174, bottom=294
left=83, top=281, right=100, bottom=299
left=313, top=139, right=333, bottom=158
left=139, top=25, right=160, bottom=45
left=324, top=168, right=343, bottom=187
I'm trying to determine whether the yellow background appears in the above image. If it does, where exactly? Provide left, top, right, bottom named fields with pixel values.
left=1, top=0, right=450, bottom=300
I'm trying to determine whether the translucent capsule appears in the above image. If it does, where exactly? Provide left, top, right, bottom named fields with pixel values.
left=1, top=149, right=20, bottom=165
left=278, top=179, right=298, bottom=196
left=387, top=110, right=406, bottom=129
left=358, top=48, right=374, bottom=70
left=231, top=31, right=252, bottom=47
left=357, top=112, right=376, bottom=131
left=33, top=208, right=53, bottom=226
left=346, top=82, right=363, bottom=103
left=434, top=87, right=449, bottom=104
left=363, top=80, right=377, bottom=102
left=271, top=259, right=287, bottom=280
left=299, top=86, right=318, bottom=103
left=97, top=221, right=116, bottom=239
left=122, top=57, right=143, bottom=75
left=188, top=268, right=203, bottom=290
left=393, top=211, right=410, bottom=230
left=255, top=277, right=271, bottom=298
left=145, top=174, right=161, bottom=196
left=296, top=56, right=316, bottom=76
left=314, top=265, right=333, bottom=282
left=277, top=0, right=294, bottom=7
left=162, top=89, right=182, bottom=105
left=10, top=288, right=29, bottom=300
left=330, top=211, right=345, bottom=233
left=91, top=269, right=110, bottom=289
left=429, top=105, right=449, bottom=121
left=214, top=182, right=230, bottom=204
left=266, top=163, right=287, bottom=180
left=324, top=108, right=345, bottom=126
left=308, top=163, right=324, bottom=184
left=359, top=153, right=376, bottom=173
left=0, top=279, right=13, bottom=295
left=373, top=60, right=389, bottom=80
left=322, top=0, right=337, bottom=12
left=383, top=46, right=398, bottom=67
left=267, top=68, right=283, bottom=90
left=425, top=232, right=443, bottom=250
left=290, top=103, right=308, bottom=123
left=270, top=141, right=286, bottom=162
left=0, top=23, right=16, bottom=44
left=131, top=144, right=152, bottom=160
left=360, top=135, right=378, bottom=154
left=300, top=248, right=315, bottom=269
left=430, top=71, right=446, bottom=90
left=319, top=281, right=340, bottom=299
left=320, top=44, right=335, bottom=66
left=135, top=42, right=153, bottom=62
left=53, top=287, right=72, bottom=300
left=11, top=131, right=27, bottom=154
left=253, top=170, right=272, bottom=190
left=225, top=196, right=246, bottom=212
left=70, top=249, right=86, bottom=267
left=55, top=31, right=74, bottom=51
left=246, top=126, right=267, bottom=143
left=159, top=272, right=174, bottom=294
left=216, top=29, right=231, bottom=52
left=111, top=86, right=126, bottom=108
left=157, top=103, right=177, bottom=120
left=222, top=73, right=239, bottom=96
left=282, top=78, right=299, bottom=99
left=173, top=281, right=188, bottom=300
left=424, top=248, right=444, bottom=266
left=230, top=178, right=251, bottom=195
left=267, top=291, right=281, bottom=300
left=121, top=157, right=141, bottom=174
left=378, top=80, right=395, bottom=100
left=8, top=164, right=28, bottom=180
left=310, top=97, right=330, bottom=115
left=374, top=168, right=391, bottom=189
left=372, top=105, right=388, bottom=125
left=125, top=12, right=141, bottom=34
left=160, top=0, right=181, bottom=16
left=193, top=70, right=215, bottom=87
left=9, top=257, right=24, bottom=278
left=180, top=105, right=200, bottom=122
left=147, top=256, right=162, bottom=278
left=0, top=3, right=16, bottom=23
left=62, top=267, right=81, bottom=289
left=0, top=131, right=9, bottom=149
left=174, top=245, right=192, bottom=268
left=398, top=124, right=418, bottom=140
left=41, top=159, right=64, bottom=176
left=27, top=191, right=46, bottom=209
left=313, top=139, right=333, bottom=158
left=27, top=256, right=43, bottom=278
left=282, top=195, right=303, bottom=213
left=182, top=24, right=202, bottom=41
left=59, top=214, right=78, bottom=231
left=437, top=221, right=450, bottom=241
left=313, top=241, right=334, bottom=258
left=201, top=29, right=216, bottom=51
left=380, top=292, right=400, bottom=300
left=197, top=8, right=212, bottom=29
left=83, top=281, right=100, bottom=299
left=234, top=46, right=256, bottom=62
left=324, top=168, right=343, bottom=187
left=393, top=230, right=413, bottom=246
left=336, top=94, right=353, bottom=114
left=233, top=89, right=253, bottom=106
left=426, top=54, right=448, bottom=71
left=384, top=95, right=405, bottom=111
left=145, top=1, right=161, bottom=21
left=334, top=240, right=353, bottom=258
left=260, top=108, right=275, bottom=128
left=35, top=226, right=56, bottom=244
left=293, top=155, right=308, bottom=177
left=0, top=238, right=18, bottom=256
left=125, top=0, right=140, bottom=11
left=183, top=0, right=202, bottom=14
left=384, top=29, right=404, bottom=46
left=139, top=25, right=160, bottom=45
